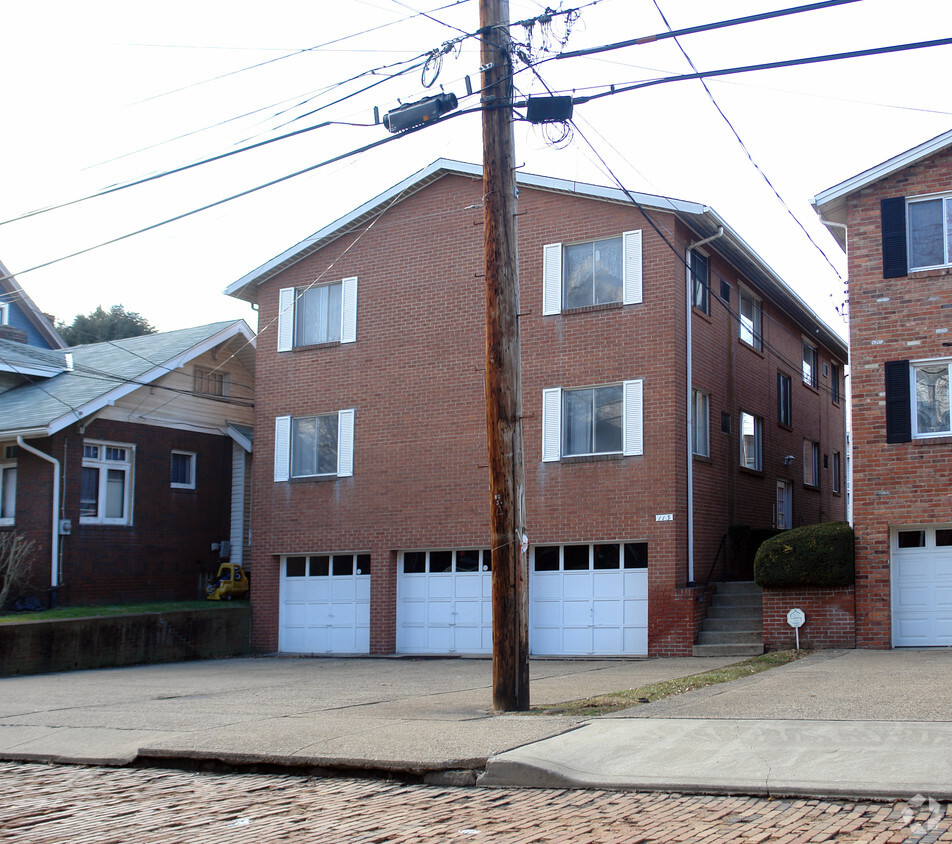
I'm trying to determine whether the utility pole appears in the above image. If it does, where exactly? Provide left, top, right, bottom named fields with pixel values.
left=480, top=0, right=529, bottom=711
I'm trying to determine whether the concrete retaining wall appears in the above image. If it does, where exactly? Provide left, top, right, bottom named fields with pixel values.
left=0, top=607, right=251, bottom=677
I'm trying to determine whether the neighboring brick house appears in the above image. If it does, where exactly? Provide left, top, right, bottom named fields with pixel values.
left=0, top=321, right=255, bottom=607
left=815, top=128, right=952, bottom=648
left=226, top=159, right=846, bottom=658
left=0, top=261, right=65, bottom=350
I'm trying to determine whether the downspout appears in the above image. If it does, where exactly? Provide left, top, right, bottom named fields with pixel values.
left=17, top=436, right=61, bottom=607
left=685, top=227, right=724, bottom=585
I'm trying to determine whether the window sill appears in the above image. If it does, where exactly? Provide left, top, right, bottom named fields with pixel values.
left=693, top=453, right=713, bottom=464
left=692, top=306, right=712, bottom=323
left=559, top=302, right=624, bottom=316
left=288, top=474, right=339, bottom=484
left=738, top=338, right=764, bottom=358
left=738, top=466, right=764, bottom=478
left=291, top=340, right=341, bottom=353
left=802, top=483, right=820, bottom=492
left=912, top=435, right=952, bottom=446
left=558, top=452, right=626, bottom=465
left=802, top=380, right=819, bottom=395
left=79, top=521, right=134, bottom=529
left=777, top=422, right=793, bottom=432
left=171, top=485, right=196, bottom=492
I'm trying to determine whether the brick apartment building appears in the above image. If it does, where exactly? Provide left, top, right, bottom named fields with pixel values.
left=227, top=159, right=847, bottom=657
left=815, top=128, right=952, bottom=648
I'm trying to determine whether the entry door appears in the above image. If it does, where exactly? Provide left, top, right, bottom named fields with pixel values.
left=775, top=480, right=792, bottom=530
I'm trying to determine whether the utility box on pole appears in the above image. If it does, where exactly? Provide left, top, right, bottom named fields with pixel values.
left=479, top=0, right=529, bottom=711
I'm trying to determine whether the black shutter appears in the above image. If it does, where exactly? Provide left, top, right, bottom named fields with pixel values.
left=881, top=197, right=907, bottom=279
left=885, top=360, right=911, bottom=443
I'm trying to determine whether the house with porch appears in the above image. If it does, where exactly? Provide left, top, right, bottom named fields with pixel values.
left=814, top=128, right=952, bottom=648
left=227, top=159, right=846, bottom=658
left=0, top=320, right=255, bottom=607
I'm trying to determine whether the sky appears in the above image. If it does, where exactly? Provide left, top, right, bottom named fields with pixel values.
left=0, top=0, right=949, bottom=340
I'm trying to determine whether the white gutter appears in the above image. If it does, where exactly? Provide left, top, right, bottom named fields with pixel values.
left=686, top=227, right=724, bottom=585
left=16, top=437, right=60, bottom=599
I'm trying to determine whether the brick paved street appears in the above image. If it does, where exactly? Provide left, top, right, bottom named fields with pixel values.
left=1, top=762, right=950, bottom=843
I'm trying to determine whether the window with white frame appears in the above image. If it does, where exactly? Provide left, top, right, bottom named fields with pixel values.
left=193, top=367, right=229, bottom=397
left=274, top=409, right=355, bottom=481
left=832, top=450, right=841, bottom=493
left=739, top=411, right=762, bottom=471
left=0, top=445, right=16, bottom=526
left=803, top=439, right=820, bottom=487
left=80, top=441, right=133, bottom=525
left=171, top=451, right=196, bottom=489
left=277, top=277, right=357, bottom=351
left=690, top=251, right=709, bottom=314
left=802, top=340, right=818, bottom=388
left=907, top=194, right=952, bottom=270
left=692, top=389, right=709, bottom=457
left=542, top=380, right=643, bottom=461
left=738, top=286, right=762, bottom=350
left=542, top=231, right=642, bottom=314
left=913, top=359, right=952, bottom=436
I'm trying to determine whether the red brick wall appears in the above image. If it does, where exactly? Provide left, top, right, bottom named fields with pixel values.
left=844, top=144, right=952, bottom=647
left=763, top=587, right=856, bottom=649
left=248, top=172, right=846, bottom=655
left=9, top=420, right=232, bottom=607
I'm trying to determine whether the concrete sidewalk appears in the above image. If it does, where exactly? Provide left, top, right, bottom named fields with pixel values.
left=2, top=649, right=951, bottom=799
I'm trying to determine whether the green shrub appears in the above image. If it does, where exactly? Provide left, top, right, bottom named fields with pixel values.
left=754, top=521, right=854, bottom=588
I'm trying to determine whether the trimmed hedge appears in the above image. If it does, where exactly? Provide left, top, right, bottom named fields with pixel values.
left=754, top=521, right=854, bottom=588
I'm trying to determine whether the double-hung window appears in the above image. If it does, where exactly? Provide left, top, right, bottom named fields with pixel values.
left=542, top=380, right=643, bottom=461
left=777, top=372, right=792, bottom=427
left=738, top=286, right=762, bottom=350
left=81, top=441, right=134, bottom=525
left=171, top=451, right=196, bottom=489
left=739, top=412, right=762, bottom=471
left=274, top=409, right=355, bottom=480
left=542, top=231, right=642, bottom=314
left=277, top=277, right=357, bottom=350
left=907, top=195, right=952, bottom=271
left=802, top=340, right=818, bottom=389
left=0, top=445, right=16, bottom=526
left=692, top=389, right=710, bottom=457
left=803, top=439, right=820, bottom=487
left=913, top=359, right=952, bottom=437
left=193, top=367, right=228, bottom=397
left=690, top=251, right=709, bottom=314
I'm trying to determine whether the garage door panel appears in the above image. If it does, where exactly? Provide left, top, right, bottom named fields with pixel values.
left=426, top=577, right=455, bottom=599
left=305, top=580, right=331, bottom=600
left=562, top=600, right=592, bottom=626
left=625, top=627, right=648, bottom=653
left=624, top=571, right=649, bottom=596
left=896, top=586, right=931, bottom=610
left=532, top=627, right=562, bottom=655
left=282, top=603, right=306, bottom=626
left=935, top=585, right=952, bottom=609
left=453, top=627, right=484, bottom=652
left=400, top=577, right=427, bottom=599
left=593, top=627, right=623, bottom=653
left=454, top=602, right=482, bottom=625
left=624, top=599, right=648, bottom=626
left=893, top=528, right=952, bottom=647
left=592, top=571, right=624, bottom=596
left=561, top=627, right=593, bottom=654
left=532, top=574, right=563, bottom=599
left=330, top=579, right=358, bottom=601
left=593, top=599, right=623, bottom=625
left=454, top=576, right=483, bottom=599
left=426, top=602, right=454, bottom=625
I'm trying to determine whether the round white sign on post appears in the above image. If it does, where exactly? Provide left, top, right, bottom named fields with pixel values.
left=786, top=608, right=805, bottom=628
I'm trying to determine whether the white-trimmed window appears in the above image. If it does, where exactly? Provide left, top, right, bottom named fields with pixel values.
left=542, top=231, right=642, bottom=314
left=803, top=439, right=820, bottom=487
left=692, top=389, right=710, bottom=457
left=80, top=441, right=134, bottom=525
left=277, top=277, right=358, bottom=351
left=907, top=194, right=952, bottom=270
left=913, top=359, right=952, bottom=437
left=832, top=450, right=841, bottom=494
left=542, top=380, right=643, bottom=461
left=274, top=409, right=355, bottom=481
left=0, top=445, right=16, bottom=526
left=690, top=251, right=709, bottom=314
left=739, top=411, right=762, bottom=471
left=171, top=451, right=196, bottom=489
left=738, top=285, right=762, bottom=350
left=802, top=340, right=818, bottom=388
left=193, top=367, right=229, bottom=397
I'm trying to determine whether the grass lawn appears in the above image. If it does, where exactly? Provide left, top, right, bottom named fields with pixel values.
left=0, top=600, right=244, bottom=624
left=532, top=650, right=809, bottom=716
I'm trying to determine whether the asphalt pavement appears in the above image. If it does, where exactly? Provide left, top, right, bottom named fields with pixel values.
left=1, top=649, right=950, bottom=800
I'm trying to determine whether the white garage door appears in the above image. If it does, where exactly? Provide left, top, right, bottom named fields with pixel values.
left=280, top=553, right=371, bottom=654
left=530, top=542, right=648, bottom=656
left=892, top=527, right=952, bottom=647
left=397, top=550, right=492, bottom=654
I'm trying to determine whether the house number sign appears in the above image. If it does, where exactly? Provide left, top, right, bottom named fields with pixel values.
left=655, top=514, right=674, bottom=522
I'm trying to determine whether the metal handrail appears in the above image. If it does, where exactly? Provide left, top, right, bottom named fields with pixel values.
left=697, top=533, right=728, bottom=602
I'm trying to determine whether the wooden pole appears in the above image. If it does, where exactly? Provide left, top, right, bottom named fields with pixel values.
left=480, top=0, right=529, bottom=712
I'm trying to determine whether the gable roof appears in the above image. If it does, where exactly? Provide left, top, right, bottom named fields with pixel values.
left=226, top=158, right=846, bottom=361
left=0, top=260, right=66, bottom=349
left=813, top=128, right=952, bottom=250
left=0, top=320, right=255, bottom=438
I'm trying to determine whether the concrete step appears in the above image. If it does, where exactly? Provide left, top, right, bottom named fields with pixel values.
left=697, top=629, right=763, bottom=646
left=692, top=642, right=765, bottom=658
left=700, top=616, right=763, bottom=633
left=705, top=605, right=762, bottom=620
left=714, top=581, right=762, bottom=595
left=709, top=593, right=762, bottom=609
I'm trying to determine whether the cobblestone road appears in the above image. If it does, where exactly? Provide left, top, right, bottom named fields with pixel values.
left=1, top=762, right=950, bottom=843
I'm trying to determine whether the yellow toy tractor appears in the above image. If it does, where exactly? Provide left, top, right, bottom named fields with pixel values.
left=206, top=562, right=249, bottom=601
